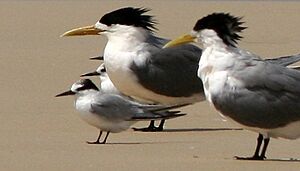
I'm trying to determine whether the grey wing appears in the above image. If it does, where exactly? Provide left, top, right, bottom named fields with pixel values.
left=89, top=94, right=138, bottom=121
left=238, top=49, right=300, bottom=66
left=130, top=44, right=203, bottom=98
left=213, top=62, right=300, bottom=129
left=265, top=53, right=300, bottom=66
left=89, top=94, right=184, bottom=121
left=129, top=103, right=187, bottom=121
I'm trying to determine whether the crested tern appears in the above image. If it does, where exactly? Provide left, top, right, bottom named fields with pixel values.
left=165, top=13, right=300, bottom=160
left=61, top=7, right=204, bottom=131
left=55, top=79, right=186, bottom=144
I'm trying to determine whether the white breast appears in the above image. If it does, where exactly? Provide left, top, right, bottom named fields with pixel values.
left=75, top=93, right=135, bottom=133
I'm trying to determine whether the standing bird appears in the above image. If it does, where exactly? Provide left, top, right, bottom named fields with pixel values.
left=165, top=13, right=300, bottom=160
left=81, top=63, right=121, bottom=95
left=61, top=7, right=300, bottom=132
left=55, top=79, right=186, bottom=144
left=61, top=7, right=204, bottom=131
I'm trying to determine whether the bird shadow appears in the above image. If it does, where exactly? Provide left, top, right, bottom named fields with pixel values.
left=263, top=158, right=300, bottom=162
left=105, top=142, right=144, bottom=145
left=104, top=141, right=201, bottom=145
left=233, top=157, right=300, bottom=162
left=145, top=127, right=243, bottom=133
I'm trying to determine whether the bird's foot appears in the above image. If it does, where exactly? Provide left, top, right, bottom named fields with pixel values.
left=132, top=126, right=163, bottom=132
left=86, top=141, right=105, bottom=144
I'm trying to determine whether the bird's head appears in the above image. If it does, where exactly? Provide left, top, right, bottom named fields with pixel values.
left=80, top=63, right=106, bottom=78
left=55, top=79, right=99, bottom=97
left=61, top=7, right=157, bottom=38
left=164, top=13, right=246, bottom=48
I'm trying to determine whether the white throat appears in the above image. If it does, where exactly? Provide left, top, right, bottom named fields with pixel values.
left=199, top=29, right=229, bottom=49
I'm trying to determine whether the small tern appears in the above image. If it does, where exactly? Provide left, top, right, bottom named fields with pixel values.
left=81, top=63, right=121, bottom=95
left=61, top=7, right=204, bottom=131
left=55, top=79, right=186, bottom=144
left=165, top=13, right=300, bottom=160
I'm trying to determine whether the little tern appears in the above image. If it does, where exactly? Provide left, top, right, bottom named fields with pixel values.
left=55, top=79, right=186, bottom=144
left=80, top=63, right=121, bottom=95
left=61, top=7, right=204, bottom=131
left=165, top=13, right=300, bottom=160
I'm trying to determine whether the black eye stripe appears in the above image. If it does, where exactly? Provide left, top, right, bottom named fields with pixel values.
left=77, top=79, right=99, bottom=91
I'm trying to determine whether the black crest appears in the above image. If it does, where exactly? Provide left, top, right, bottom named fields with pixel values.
left=193, top=13, right=247, bottom=47
left=77, top=79, right=99, bottom=91
left=99, top=7, right=157, bottom=31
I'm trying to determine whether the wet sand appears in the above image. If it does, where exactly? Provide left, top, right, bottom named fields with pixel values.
left=1, top=1, right=300, bottom=170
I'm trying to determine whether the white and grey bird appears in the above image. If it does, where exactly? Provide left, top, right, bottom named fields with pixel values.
left=61, top=7, right=204, bottom=131
left=80, top=63, right=121, bottom=95
left=61, top=7, right=300, bottom=132
left=165, top=13, right=300, bottom=160
left=55, top=79, right=186, bottom=144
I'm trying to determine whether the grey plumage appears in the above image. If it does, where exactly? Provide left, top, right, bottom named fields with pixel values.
left=212, top=61, right=300, bottom=129
left=56, top=79, right=186, bottom=143
left=265, top=54, right=300, bottom=66
left=130, top=44, right=203, bottom=97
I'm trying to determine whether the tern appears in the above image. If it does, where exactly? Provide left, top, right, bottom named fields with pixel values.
left=61, top=7, right=300, bottom=132
left=61, top=7, right=204, bottom=131
left=55, top=79, right=186, bottom=144
left=165, top=13, right=300, bottom=160
left=80, top=63, right=121, bottom=95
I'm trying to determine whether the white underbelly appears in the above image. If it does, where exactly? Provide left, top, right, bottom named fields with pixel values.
left=79, top=111, right=135, bottom=133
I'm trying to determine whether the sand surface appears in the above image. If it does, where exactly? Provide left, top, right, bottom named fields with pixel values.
left=1, top=0, right=300, bottom=170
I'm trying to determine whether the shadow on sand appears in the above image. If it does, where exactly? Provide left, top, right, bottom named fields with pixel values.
left=233, top=157, right=300, bottom=162
left=157, top=127, right=243, bottom=133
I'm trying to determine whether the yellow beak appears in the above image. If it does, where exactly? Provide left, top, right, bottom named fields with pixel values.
left=60, top=25, right=103, bottom=37
left=163, top=34, right=196, bottom=48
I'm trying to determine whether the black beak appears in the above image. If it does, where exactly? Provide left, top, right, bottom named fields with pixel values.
left=80, top=71, right=100, bottom=77
left=89, top=56, right=104, bottom=60
left=55, top=90, right=75, bottom=97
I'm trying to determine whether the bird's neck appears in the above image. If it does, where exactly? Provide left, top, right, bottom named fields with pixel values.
left=198, top=32, right=245, bottom=104
left=75, top=90, right=99, bottom=112
left=199, top=29, right=236, bottom=49
left=103, top=28, right=161, bottom=76
left=105, top=27, right=154, bottom=52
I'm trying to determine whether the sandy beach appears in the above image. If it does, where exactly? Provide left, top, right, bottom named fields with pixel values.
left=1, top=0, right=300, bottom=170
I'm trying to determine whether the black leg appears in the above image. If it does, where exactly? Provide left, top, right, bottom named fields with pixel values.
left=101, top=132, right=110, bottom=144
left=87, top=130, right=103, bottom=144
left=253, top=134, right=264, bottom=158
left=157, top=119, right=165, bottom=131
left=235, top=134, right=266, bottom=160
left=260, top=137, right=270, bottom=159
left=148, top=120, right=155, bottom=129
